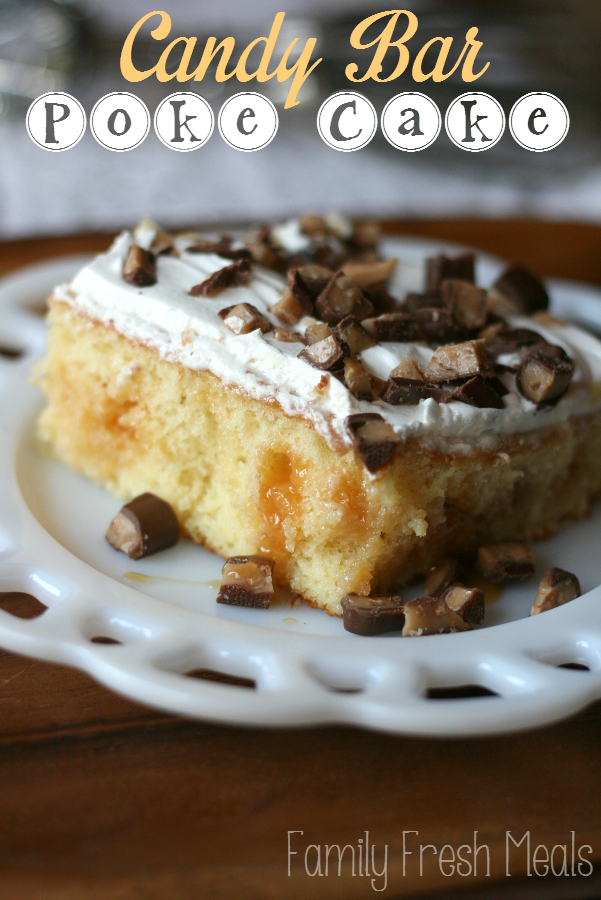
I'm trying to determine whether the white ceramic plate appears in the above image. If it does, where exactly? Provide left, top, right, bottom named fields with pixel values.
left=2, top=241, right=601, bottom=737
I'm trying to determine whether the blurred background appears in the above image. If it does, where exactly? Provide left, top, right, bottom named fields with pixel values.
left=0, top=0, right=600, bottom=237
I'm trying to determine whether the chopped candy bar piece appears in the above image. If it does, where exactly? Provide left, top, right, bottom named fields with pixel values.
left=341, top=594, right=405, bottom=636
left=402, top=596, right=468, bottom=636
left=190, top=259, right=251, bottom=297
left=425, top=339, right=491, bottom=382
left=492, top=264, right=549, bottom=314
left=530, top=567, right=580, bottom=615
left=105, top=493, right=179, bottom=559
left=441, top=279, right=488, bottom=330
left=341, top=258, right=397, bottom=289
left=298, top=334, right=347, bottom=370
left=424, top=558, right=459, bottom=597
left=440, top=584, right=485, bottom=625
left=122, top=245, right=157, bottom=287
left=316, top=272, right=373, bottom=325
left=217, top=555, right=274, bottom=608
left=516, top=342, right=574, bottom=407
left=218, top=303, right=272, bottom=335
left=477, top=542, right=535, bottom=583
left=345, top=413, right=401, bottom=473
left=343, top=357, right=376, bottom=400
left=426, top=252, right=475, bottom=292
left=333, top=316, right=376, bottom=354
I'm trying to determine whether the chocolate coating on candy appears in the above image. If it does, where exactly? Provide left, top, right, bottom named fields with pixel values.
left=190, top=259, right=251, bottom=297
left=362, top=312, right=422, bottom=343
left=413, top=306, right=468, bottom=345
left=122, top=245, right=157, bottom=287
left=486, top=327, right=542, bottom=358
left=445, top=375, right=505, bottom=409
left=477, top=542, right=535, bottom=583
left=271, top=270, right=314, bottom=325
left=341, top=594, right=405, bottom=636
left=530, top=567, right=581, bottom=616
left=426, top=252, right=475, bottom=292
left=345, top=413, right=401, bottom=473
left=105, top=493, right=179, bottom=559
left=217, top=556, right=274, bottom=609
left=492, top=264, right=549, bottom=314
left=516, top=342, right=574, bottom=408
left=381, top=377, right=448, bottom=406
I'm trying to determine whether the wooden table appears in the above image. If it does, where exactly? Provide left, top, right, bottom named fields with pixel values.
left=1, top=222, right=600, bottom=900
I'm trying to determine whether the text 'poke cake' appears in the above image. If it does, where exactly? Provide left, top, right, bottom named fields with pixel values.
left=36, top=215, right=601, bottom=617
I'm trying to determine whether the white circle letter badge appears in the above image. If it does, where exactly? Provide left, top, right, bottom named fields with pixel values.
left=90, top=92, right=150, bottom=152
left=26, top=92, right=86, bottom=152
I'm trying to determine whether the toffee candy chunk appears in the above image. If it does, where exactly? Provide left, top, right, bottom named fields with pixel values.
left=441, top=279, right=488, bottom=330
left=426, top=252, right=475, bottom=292
left=189, top=259, right=251, bottom=297
left=333, top=316, right=376, bottom=354
left=315, top=272, right=374, bottom=325
left=530, top=567, right=581, bottom=616
left=492, top=264, right=549, bottom=314
left=345, top=413, right=401, bottom=473
left=440, top=584, right=485, bottom=626
left=298, top=333, right=347, bottom=370
left=341, top=594, right=405, bottom=636
left=217, top=556, right=274, bottom=609
left=122, top=245, right=157, bottom=287
left=218, top=303, right=272, bottom=336
left=477, top=542, right=535, bottom=583
left=305, top=322, right=332, bottom=344
left=343, top=357, right=375, bottom=401
left=389, top=358, right=425, bottom=381
left=362, top=312, right=421, bottom=343
left=424, top=558, right=459, bottom=597
left=105, top=493, right=179, bottom=559
left=445, top=375, right=505, bottom=409
left=271, top=270, right=313, bottom=325
left=273, top=326, right=306, bottom=344
left=516, top=342, right=574, bottom=408
left=341, top=258, right=397, bottom=289
left=402, top=596, right=468, bottom=636
left=381, top=377, right=448, bottom=406
left=424, top=339, right=491, bottom=382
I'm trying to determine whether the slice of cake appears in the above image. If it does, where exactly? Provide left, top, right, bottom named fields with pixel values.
left=35, top=216, right=601, bottom=616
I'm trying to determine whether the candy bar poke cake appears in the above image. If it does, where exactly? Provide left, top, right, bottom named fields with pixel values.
left=36, top=215, right=601, bottom=621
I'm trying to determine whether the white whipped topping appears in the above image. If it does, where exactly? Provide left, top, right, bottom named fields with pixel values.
left=52, top=224, right=601, bottom=453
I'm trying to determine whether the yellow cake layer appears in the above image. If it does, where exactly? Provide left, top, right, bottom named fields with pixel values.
left=36, top=301, right=601, bottom=615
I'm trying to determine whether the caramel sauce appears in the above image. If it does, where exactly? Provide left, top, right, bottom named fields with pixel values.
left=467, top=573, right=503, bottom=605
left=258, top=451, right=305, bottom=561
left=332, top=475, right=367, bottom=531
left=123, top=572, right=221, bottom=588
